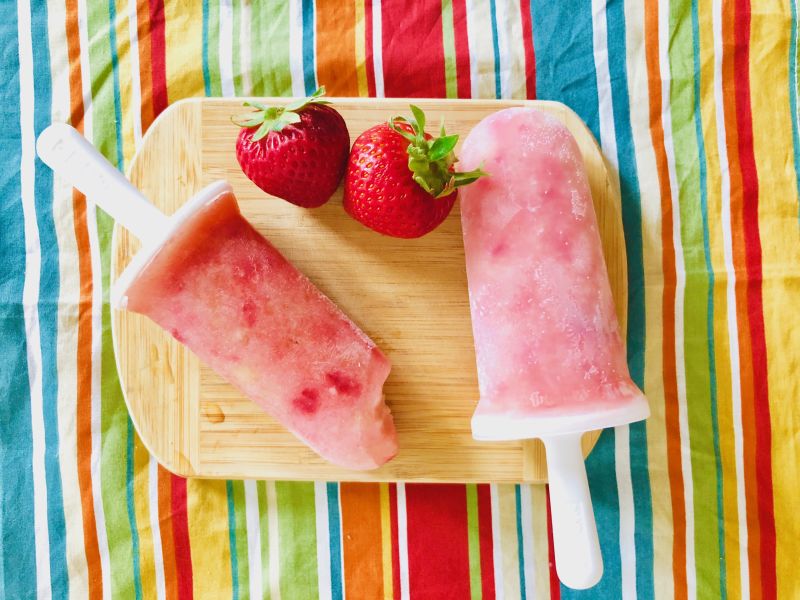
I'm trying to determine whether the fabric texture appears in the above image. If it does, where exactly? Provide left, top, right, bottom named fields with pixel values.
left=1, top=0, right=798, bottom=598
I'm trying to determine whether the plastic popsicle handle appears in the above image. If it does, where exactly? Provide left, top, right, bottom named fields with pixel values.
left=543, top=432, right=603, bottom=589
left=36, top=123, right=168, bottom=246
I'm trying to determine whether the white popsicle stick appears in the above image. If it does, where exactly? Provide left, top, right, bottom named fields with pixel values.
left=543, top=433, right=603, bottom=589
left=36, top=123, right=168, bottom=246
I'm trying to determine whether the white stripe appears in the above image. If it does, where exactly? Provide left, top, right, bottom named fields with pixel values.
left=239, top=0, right=253, bottom=95
left=615, top=426, right=637, bottom=599
left=288, top=0, right=305, bottom=96
left=494, top=0, right=511, bottom=99
left=396, top=483, right=410, bottom=600
left=149, top=457, right=167, bottom=600
left=371, top=0, right=384, bottom=97
left=489, top=485, right=505, bottom=599
left=519, top=486, right=537, bottom=599
left=658, top=2, right=696, bottom=598
left=591, top=4, right=638, bottom=597
left=76, top=0, right=112, bottom=590
left=465, top=0, right=495, bottom=99
left=314, top=483, right=333, bottom=600
left=219, top=0, right=235, bottom=97
left=127, top=0, right=143, bottom=145
left=245, top=480, right=264, bottom=600
left=18, top=0, right=52, bottom=595
left=266, top=482, right=282, bottom=600
left=712, top=0, right=749, bottom=596
left=591, top=0, right=620, bottom=172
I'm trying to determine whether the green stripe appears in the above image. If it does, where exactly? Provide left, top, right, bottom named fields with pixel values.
left=258, top=482, right=271, bottom=599
left=465, top=484, right=482, bottom=600
left=276, top=483, right=319, bottom=599
left=226, top=481, right=240, bottom=598
left=668, top=0, right=720, bottom=597
left=232, top=0, right=243, bottom=95
left=207, top=0, right=223, bottom=96
left=233, top=481, right=250, bottom=597
left=259, top=2, right=292, bottom=95
left=86, top=0, right=137, bottom=595
left=249, top=0, right=263, bottom=94
left=441, top=0, right=458, bottom=98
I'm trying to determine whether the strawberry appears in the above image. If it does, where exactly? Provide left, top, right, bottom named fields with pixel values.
left=343, top=105, right=486, bottom=238
left=233, top=87, right=350, bottom=208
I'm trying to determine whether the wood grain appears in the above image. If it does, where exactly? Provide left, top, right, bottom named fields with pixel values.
left=111, top=98, right=627, bottom=483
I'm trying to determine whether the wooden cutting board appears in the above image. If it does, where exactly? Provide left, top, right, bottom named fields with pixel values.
left=111, top=98, right=626, bottom=483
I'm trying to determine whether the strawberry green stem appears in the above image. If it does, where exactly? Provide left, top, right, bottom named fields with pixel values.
left=388, top=104, right=487, bottom=198
left=232, top=86, right=331, bottom=141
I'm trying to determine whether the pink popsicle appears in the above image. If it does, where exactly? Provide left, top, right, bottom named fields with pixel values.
left=118, top=185, right=397, bottom=470
left=459, top=107, right=648, bottom=439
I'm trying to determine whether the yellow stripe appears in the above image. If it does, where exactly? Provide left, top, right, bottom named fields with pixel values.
left=187, top=480, right=234, bottom=598
left=695, top=1, right=741, bottom=596
left=164, top=0, right=205, bottom=100
left=497, top=485, right=521, bottom=598
left=379, top=483, right=393, bottom=600
left=354, top=0, right=369, bottom=97
left=530, top=485, right=550, bottom=599
left=114, top=0, right=136, bottom=161
left=747, top=3, right=800, bottom=598
left=132, top=438, right=157, bottom=600
left=621, top=2, right=674, bottom=597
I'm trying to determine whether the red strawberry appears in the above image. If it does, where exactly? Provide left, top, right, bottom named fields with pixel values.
left=343, top=105, right=486, bottom=238
left=234, top=87, right=349, bottom=208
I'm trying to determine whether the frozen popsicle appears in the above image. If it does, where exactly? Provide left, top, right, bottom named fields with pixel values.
left=37, top=123, right=397, bottom=471
left=458, top=107, right=649, bottom=588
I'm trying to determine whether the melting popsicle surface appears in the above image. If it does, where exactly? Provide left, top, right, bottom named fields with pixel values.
left=123, top=190, right=397, bottom=469
left=459, top=108, right=647, bottom=436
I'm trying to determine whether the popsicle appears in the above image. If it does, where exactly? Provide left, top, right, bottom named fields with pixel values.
left=36, top=123, right=397, bottom=471
left=458, top=107, right=649, bottom=588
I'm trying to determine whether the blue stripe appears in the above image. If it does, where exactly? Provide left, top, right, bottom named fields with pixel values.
left=488, top=0, right=502, bottom=99
left=530, top=3, right=621, bottom=597
left=31, top=1, right=69, bottom=595
left=791, top=0, right=800, bottom=225
left=301, top=0, right=317, bottom=95
left=0, top=3, right=37, bottom=596
left=514, top=486, right=527, bottom=599
left=604, top=2, right=655, bottom=597
left=126, top=419, right=143, bottom=600
left=690, top=1, right=725, bottom=596
left=326, top=483, right=344, bottom=600
left=202, top=0, right=212, bottom=96
left=226, top=481, right=240, bottom=599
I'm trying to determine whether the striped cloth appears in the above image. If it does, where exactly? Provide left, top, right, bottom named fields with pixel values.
left=1, top=0, right=798, bottom=598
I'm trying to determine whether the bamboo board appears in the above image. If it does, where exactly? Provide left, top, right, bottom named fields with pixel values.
left=111, top=98, right=626, bottom=483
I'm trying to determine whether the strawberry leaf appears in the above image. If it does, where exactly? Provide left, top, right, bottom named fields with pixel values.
left=251, top=120, right=274, bottom=141
left=429, top=135, right=458, bottom=161
left=233, top=86, right=332, bottom=136
left=410, top=105, right=426, bottom=133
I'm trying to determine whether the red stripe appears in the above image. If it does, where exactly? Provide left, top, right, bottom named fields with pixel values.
left=170, top=475, right=194, bottom=600
left=451, top=0, right=472, bottom=98
left=733, top=2, right=776, bottom=597
left=477, top=485, right=496, bottom=599
left=364, top=0, right=377, bottom=96
left=389, top=484, right=401, bottom=600
left=149, top=0, right=168, bottom=115
left=380, top=0, right=447, bottom=97
left=404, top=484, right=471, bottom=599
left=546, top=487, right=560, bottom=599
left=519, top=0, right=536, bottom=99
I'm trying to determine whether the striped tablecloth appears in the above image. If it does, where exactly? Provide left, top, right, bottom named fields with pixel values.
left=2, top=1, right=798, bottom=598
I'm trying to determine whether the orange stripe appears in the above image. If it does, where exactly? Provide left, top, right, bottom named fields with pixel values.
left=314, top=0, right=360, bottom=96
left=137, top=0, right=154, bottom=131
left=643, top=2, right=687, bottom=598
left=158, top=466, right=179, bottom=600
left=720, top=2, right=760, bottom=596
left=340, top=483, right=385, bottom=598
left=65, top=1, right=103, bottom=597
